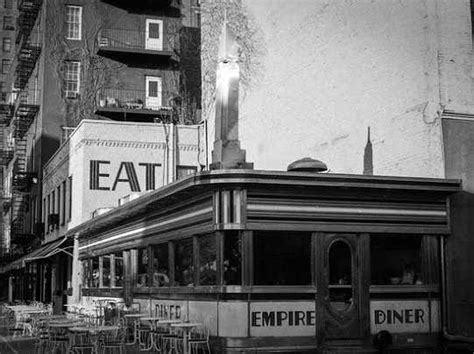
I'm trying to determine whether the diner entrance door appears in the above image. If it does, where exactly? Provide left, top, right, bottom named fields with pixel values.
left=316, top=233, right=369, bottom=340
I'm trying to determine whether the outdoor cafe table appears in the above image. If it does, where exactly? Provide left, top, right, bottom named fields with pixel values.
left=171, top=322, right=202, bottom=354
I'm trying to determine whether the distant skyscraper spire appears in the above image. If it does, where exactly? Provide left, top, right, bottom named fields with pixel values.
left=363, top=126, right=373, bottom=175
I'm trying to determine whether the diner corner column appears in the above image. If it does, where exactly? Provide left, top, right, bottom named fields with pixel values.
left=71, top=233, right=82, bottom=303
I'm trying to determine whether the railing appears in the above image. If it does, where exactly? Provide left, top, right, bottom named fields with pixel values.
left=96, top=87, right=174, bottom=113
left=98, top=28, right=172, bottom=53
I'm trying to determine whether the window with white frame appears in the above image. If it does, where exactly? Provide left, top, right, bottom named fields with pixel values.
left=64, top=61, right=80, bottom=97
left=65, top=5, right=82, bottom=40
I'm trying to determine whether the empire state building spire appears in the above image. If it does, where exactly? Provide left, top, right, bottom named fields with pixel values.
left=363, top=126, right=373, bottom=175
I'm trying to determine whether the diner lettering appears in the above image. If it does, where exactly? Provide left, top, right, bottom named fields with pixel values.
left=374, top=309, right=425, bottom=325
left=251, top=310, right=316, bottom=327
left=155, top=304, right=181, bottom=319
left=89, top=160, right=161, bottom=192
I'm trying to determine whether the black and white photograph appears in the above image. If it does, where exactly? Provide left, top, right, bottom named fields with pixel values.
left=0, top=0, right=473, bottom=353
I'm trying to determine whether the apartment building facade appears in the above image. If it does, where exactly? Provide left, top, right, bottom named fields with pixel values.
left=0, top=0, right=201, bottom=265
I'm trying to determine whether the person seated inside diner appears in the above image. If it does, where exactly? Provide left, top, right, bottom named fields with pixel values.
left=137, top=274, right=148, bottom=287
left=401, top=262, right=416, bottom=285
left=152, top=269, right=170, bottom=287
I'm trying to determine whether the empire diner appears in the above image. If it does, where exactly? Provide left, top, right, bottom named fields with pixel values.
left=71, top=167, right=459, bottom=353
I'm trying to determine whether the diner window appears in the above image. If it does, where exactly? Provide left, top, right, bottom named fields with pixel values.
left=91, top=257, right=99, bottom=288
left=253, top=231, right=312, bottom=286
left=4, top=0, right=12, bottom=9
left=114, top=252, right=124, bottom=287
left=370, top=234, right=438, bottom=286
left=65, top=5, right=82, bottom=40
left=198, top=234, right=217, bottom=286
left=224, top=231, right=241, bottom=285
left=152, top=243, right=169, bottom=287
left=103, top=255, right=111, bottom=287
left=137, top=248, right=149, bottom=287
left=82, top=259, right=91, bottom=288
left=174, top=238, right=194, bottom=286
left=329, top=240, right=353, bottom=311
left=3, top=16, right=14, bottom=30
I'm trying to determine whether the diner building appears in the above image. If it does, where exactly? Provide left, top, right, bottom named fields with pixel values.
left=70, top=168, right=460, bottom=352
left=3, top=119, right=205, bottom=311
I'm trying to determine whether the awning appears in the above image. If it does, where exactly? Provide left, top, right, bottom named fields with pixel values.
left=24, top=237, right=73, bottom=262
left=1, top=237, right=73, bottom=273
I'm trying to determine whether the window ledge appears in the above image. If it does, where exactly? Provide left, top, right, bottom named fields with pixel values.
left=369, top=285, right=439, bottom=294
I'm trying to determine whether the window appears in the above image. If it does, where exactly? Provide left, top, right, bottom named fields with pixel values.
left=3, top=16, right=13, bottom=30
left=114, top=252, right=124, bottom=287
left=91, top=258, right=99, bottom=288
left=176, top=165, right=197, bottom=180
left=329, top=240, right=352, bottom=311
left=4, top=0, right=12, bottom=9
left=65, top=5, right=82, bottom=40
left=370, top=234, right=439, bottom=286
left=61, top=180, right=66, bottom=225
left=253, top=231, right=311, bottom=286
left=56, top=185, right=61, bottom=225
left=102, top=255, right=111, bottom=288
left=2, top=38, right=11, bottom=52
left=82, top=259, right=92, bottom=288
left=137, top=248, right=149, bottom=287
left=64, top=61, right=80, bottom=97
left=2, top=59, right=10, bottom=74
left=174, top=238, right=194, bottom=286
left=224, top=231, right=241, bottom=285
left=152, top=243, right=169, bottom=287
left=67, top=176, right=72, bottom=221
left=198, top=234, right=216, bottom=285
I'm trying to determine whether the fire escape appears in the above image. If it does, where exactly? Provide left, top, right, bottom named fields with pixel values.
left=8, top=0, right=42, bottom=253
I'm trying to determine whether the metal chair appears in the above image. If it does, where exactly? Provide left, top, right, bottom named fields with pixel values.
left=189, top=325, right=211, bottom=354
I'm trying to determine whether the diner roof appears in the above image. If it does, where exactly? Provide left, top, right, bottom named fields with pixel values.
left=67, top=169, right=461, bottom=240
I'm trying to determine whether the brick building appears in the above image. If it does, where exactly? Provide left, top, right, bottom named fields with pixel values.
left=0, top=0, right=201, bottom=262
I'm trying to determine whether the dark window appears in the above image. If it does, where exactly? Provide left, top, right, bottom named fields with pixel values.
left=174, top=238, right=194, bottom=286
left=2, top=38, right=11, bottom=52
left=51, top=190, right=55, bottom=214
left=114, top=252, right=123, bottom=287
left=224, top=231, right=241, bottom=285
left=253, top=231, right=311, bottom=286
left=82, top=259, right=91, bottom=288
left=137, top=248, right=149, bottom=287
left=198, top=234, right=217, bottom=286
left=371, top=234, right=432, bottom=285
left=152, top=243, right=169, bottom=287
left=148, top=23, right=161, bottom=39
left=46, top=194, right=50, bottom=233
left=91, top=258, right=99, bottom=288
left=176, top=165, right=197, bottom=180
left=3, top=16, right=14, bottom=30
left=2, top=59, right=10, bottom=74
left=148, top=81, right=158, bottom=97
left=329, top=240, right=352, bottom=310
left=56, top=186, right=61, bottom=225
left=4, top=0, right=12, bottom=9
left=103, top=255, right=111, bottom=287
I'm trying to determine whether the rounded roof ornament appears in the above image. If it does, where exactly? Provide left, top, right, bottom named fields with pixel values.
left=287, top=157, right=328, bottom=173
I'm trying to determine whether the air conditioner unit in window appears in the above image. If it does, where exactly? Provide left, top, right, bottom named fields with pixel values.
left=66, top=91, right=78, bottom=99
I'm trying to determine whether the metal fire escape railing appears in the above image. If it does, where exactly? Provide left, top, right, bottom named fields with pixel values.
left=14, top=89, right=40, bottom=139
left=15, top=39, right=41, bottom=90
left=16, top=0, right=43, bottom=45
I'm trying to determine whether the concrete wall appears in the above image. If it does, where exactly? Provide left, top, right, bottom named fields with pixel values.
left=42, top=120, right=204, bottom=240
left=201, top=0, right=474, bottom=178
